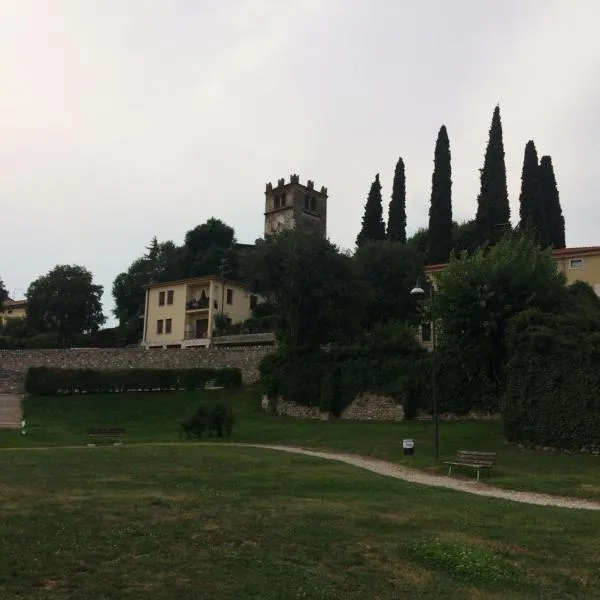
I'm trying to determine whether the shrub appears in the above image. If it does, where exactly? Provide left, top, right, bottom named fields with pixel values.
left=180, top=403, right=235, bottom=438
left=502, top=309, right=600, bottom=451
left=25, top=367, right=242, bottom=396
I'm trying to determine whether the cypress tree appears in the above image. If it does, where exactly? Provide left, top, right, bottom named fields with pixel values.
left=475, top=105, right=510, bottom=244
left=387, top=157, right=407, bottom=243
left=539, top=155, right=566, bottom=248
left=356, top=174, right=386, bottom=247
left=427, top=125, right=453, bottom=264
left=518, top=141, right=547, bottom=244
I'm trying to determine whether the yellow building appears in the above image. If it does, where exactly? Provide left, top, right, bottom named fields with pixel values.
left=552, top=246, right=600, bottom=295
left=141, top=277, right=260, bottom=348
left=0, top=298, right=27, bottom=326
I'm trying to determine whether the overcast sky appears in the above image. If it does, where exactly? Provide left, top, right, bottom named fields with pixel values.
left=1, top=0, right=599, bottom=323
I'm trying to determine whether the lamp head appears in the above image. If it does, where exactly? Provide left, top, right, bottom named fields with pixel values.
left=410, top=285, right=425, bottom=297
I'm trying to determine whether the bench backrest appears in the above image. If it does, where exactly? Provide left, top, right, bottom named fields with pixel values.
left=88, top=428, right=125, bottom=435
left=456, top=450, right=497, bottom=466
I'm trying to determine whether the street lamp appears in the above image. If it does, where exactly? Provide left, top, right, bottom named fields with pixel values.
left=411, top=279, right=439, bottom=459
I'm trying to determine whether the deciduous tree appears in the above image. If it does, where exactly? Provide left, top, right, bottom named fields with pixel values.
left=26, top=265, right=105, bottom=340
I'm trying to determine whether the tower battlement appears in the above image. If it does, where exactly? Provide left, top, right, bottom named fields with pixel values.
left=265, top=174, right=328, bottom=197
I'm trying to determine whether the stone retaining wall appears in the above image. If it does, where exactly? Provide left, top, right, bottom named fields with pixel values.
left=0, top=346, right=275, bottom=393
left=262, top=393, right=405, bottom=422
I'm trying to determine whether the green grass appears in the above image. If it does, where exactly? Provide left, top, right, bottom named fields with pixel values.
left=1, top=444, right=600, bottom=599
left=1, top=388, right=599, bottom=501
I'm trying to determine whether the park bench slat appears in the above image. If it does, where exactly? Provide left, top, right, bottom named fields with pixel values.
left=87, top=428, right=126, bottom=445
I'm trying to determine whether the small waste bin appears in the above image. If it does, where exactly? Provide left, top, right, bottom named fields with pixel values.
left=403, top=439, right=415, bottom=456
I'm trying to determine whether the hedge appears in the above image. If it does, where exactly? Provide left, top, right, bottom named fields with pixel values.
left=503, top=310, right=600, bottom=452
left=25, top=367, right=242, bottom=396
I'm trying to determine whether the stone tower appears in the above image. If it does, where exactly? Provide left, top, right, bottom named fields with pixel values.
left=264, top=174, right=328, bottom=238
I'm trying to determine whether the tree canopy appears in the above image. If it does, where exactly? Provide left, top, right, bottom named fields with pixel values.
left=518, top=140, right=547, bottom=244
left=242, top=230, right=362, bottom=347
left=427, top=125, right=453, bottom=264
left=0, top=277, right=7, bottom=310
left=539, top=155, right=566, bottom=249
left=387, top=158, right=407, bottom=243
left=356, top=174, right=386, bottom=247
left=26, top=265, right=105, bottom=340
left=475, top=105, right=510, bottom=245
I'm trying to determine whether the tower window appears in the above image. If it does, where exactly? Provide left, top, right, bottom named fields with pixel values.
left=310, top=197, right=317, bottom=211
left=274, top=195, right=280, bottom=209
left=304, top=195, right=309, bottom=210
left=281, top=194, right=286, bottom=206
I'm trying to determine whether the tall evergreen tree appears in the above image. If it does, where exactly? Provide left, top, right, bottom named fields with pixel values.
left=427, top=125, right=453, bottom=264
left=356, top=174, right=386, bottom=247
left=518, top=141, right=547, bottom=244
left=475, top=105, right=510, bottom=244
left=539, top=155, right=566, bottom=248
left=387, top=157, right=407, bottom=243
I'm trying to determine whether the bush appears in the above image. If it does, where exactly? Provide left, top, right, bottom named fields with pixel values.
left=259, top=322, right=428, bottom=415
left=502, top=309, right=600, bottom=451
left=25, top=367, right=243, bottom=396
left=181, top=403, right=236, bottom=438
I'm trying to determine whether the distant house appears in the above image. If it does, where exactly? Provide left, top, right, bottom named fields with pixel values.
left=141, top=276, right=262, bottom=348
left=424, top=246, right=600, bottom=297
left=0, top=298, right=27, bottom=326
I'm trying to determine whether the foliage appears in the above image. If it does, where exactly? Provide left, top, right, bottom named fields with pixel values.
left=181, top=403, right=235, bottom=438
left=427, top=125, right=453, bottom=264
left=25, top=366, right=242, bottom=395
left=503, top=308, right=600, bottom=451
left=539, top=155, right=566, bottom=249
left=259, top=322, right=427, bottom=416
left=518, top=140, right=547, bottom=244
left=356, top=174, right=386, bottom=247
left=475, top=105, right=510, bottom=246
left=434, top=235, right=567, bottom=413
left=0, top=277, right=7, bottom=310
left=407, top=227, right=429, bottom=255
left=26, top=265, right=105, bottom=341
left=242, top=229, right=363, bottom=346
left=354, top=241, right=424, bottom=329
left=386, top=157, right=407, bottom=242
left=408, top=221, right=483, bottom=262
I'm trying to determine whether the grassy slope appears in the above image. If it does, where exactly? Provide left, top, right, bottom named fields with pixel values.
left=0, top=388, right=599, bottom=500
left=1, top=445, right=600, bottom=599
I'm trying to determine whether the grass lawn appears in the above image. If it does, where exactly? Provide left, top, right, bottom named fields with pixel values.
left=1, top=444, right=600, bottom=599
left=0, top=388, right=599, bottom=501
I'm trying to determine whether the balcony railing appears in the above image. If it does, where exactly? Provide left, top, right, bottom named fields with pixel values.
left=186, top=298, right=209, bottom=310
left=184, top=331, right=208, bottom=340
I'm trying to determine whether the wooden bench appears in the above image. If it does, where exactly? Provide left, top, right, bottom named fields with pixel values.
left=87, top=428, right=125, bottom=446
left=444, top=450, right=497, bottom=482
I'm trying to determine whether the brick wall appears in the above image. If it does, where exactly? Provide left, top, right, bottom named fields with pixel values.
left=0, top=346, right=275, bottom=393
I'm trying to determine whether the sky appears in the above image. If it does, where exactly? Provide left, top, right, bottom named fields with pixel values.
left=1, top=0, right=599, bottom=324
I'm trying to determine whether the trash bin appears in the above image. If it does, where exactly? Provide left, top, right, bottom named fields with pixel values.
left=403, top=439, right=415, bottom=456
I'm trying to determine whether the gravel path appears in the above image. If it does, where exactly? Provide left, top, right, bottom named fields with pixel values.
left=226, top=443, right=600, bottom=511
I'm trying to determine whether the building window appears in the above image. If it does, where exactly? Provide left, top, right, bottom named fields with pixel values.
left=304, top=194, right=309, bottom=209
left=213, top=300, right=218, bottom=309
left=281, top=194, right=287, bottom=206
left=156, top=319, right=164, bottom=334
left=310, top=196, right=317, bottom=211
left=274, top=195, right=280, bottom=209
left=250, top=294, right=258, bottom=310
left=167, top=290, right=174, bottom=305
left=158, top=291, right=165, bottom=306
left=226, top=289, right=233, bottom=304
left=569, top=258, right=584, bottom=269
left=421, top=323, right=432, bottom=343
left=165, top=318, right=172, bottom=334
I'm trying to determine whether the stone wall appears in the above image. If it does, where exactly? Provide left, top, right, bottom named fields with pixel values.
left=262, top=393, right=404, bottom=422
left=341, top=393, right=404, bottom=421
left=0, top=346, right=275, bottom=393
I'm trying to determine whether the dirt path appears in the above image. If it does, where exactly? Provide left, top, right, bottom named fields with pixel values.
left=224, top=443, right=600, bottom=511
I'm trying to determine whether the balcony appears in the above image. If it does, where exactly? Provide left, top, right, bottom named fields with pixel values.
left=186, top=298, right=209, bottom=312
left=184, top=331, right=208, bottom=340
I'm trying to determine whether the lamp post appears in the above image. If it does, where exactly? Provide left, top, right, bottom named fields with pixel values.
left=411, top=280, right=439, bottom=459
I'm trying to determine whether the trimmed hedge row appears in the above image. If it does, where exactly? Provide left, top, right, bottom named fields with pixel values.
left=25, top=367, right=242, bottom=396
left=503, top=310, right=600, bottom=452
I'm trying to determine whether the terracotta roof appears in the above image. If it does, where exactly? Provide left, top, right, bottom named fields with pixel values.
left=551, top=246, right=600, bottom=258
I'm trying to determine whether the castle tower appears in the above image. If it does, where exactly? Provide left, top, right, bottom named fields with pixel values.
left=264, top=174, right=328, bottom=238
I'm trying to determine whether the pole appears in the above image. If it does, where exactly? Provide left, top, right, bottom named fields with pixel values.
left=431, top=286, right=439, bottom=459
